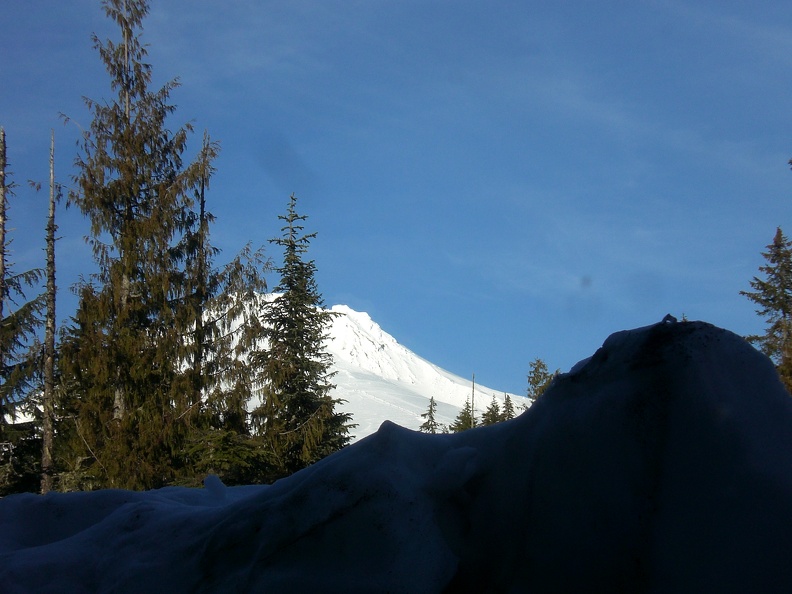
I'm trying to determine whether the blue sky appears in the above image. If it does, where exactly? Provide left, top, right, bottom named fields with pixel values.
left=2, top=0, right=791, bottom=395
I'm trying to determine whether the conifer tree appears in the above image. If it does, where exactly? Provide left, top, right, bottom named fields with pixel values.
left=419, top=396, right=442, bottom=434
left=741, top=227, right=792, bottom=393
left=526, top=358, right=557, bottom=402
left=449, top=395, right=476, bottom=432
left=253, top=194, right=353, bottom=478
left=481, top=396, right=501, bottom=426
left=0, top=128, right=44, bottom=421
left=501, top=393, right=516, bottom=421
left=0, top=128, right=45, bottom=495
left=59, top=0, right=212, bottom=489
left=138, top=128, right=271, bottom=486
left=179, top=240, right=272, bottom=486
left=169, top=132, right=220, bottom=433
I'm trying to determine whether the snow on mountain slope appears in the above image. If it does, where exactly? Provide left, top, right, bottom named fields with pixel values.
left=325, top=304, right=527, bottom=440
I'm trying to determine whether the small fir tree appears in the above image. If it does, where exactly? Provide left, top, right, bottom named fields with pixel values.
left=449, top=396, right=476, bottom=432
left=481, top=396, right=501, bottom=426
left=419, top=396, right=442, bottom=434
left=500, top=394, right=516, bottom=421
left=526, top=358, right=557, bottom=402
left=741, top=227, right=792, bottom=393
left=253, top=194, right=353, bottom=478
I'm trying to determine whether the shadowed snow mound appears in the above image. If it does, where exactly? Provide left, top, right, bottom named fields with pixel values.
left=2, top=319, right=792, bottom=593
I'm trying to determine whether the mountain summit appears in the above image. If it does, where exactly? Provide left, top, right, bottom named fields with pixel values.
left=324, top=304, right=526, bottom=439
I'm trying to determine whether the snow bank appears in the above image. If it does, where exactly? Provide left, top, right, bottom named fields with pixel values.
left=2, top=318, right=792, bottom=592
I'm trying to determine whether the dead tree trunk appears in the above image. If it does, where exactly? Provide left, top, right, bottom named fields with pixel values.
left=41, top=130, right=57, bottom=494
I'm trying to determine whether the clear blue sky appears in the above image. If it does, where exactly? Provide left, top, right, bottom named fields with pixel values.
left=2, top=0, right=791, bottom=395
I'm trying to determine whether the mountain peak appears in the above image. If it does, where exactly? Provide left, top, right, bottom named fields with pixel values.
left=325, top=303, right=526, bottom=439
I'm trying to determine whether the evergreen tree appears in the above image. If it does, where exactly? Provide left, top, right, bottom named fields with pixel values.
left=449, top=395, right=476, bottom=432
left=177, top=242, right=272, bottom=487
left=0, top=127, right=45, bottom=495
left=526, top=358, right=557, bottom=402
left=168, top=153, right=273, bottom=486
left=253, top=194, right=353, bottom=478
left=171, top=132, right=220, bottom=430
left=0, top=128, right=44, bottom=425
left=481, top=396, right=501, bottom=426
left=167, top=131, right=273, bottom=486
left=59, top=0, right=212, bottom=489
left=419, top=396, right=442, bottom=434
left=500, top=394, right=516, bottom=421
left=448, top=384, right=478, bottom=433
left=741, top=227, right=792, bottom=393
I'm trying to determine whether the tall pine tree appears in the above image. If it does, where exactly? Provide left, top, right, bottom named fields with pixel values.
left=0, top=128, right=45, bottom=495
left=253, top=194, right=353, bottom=479
left=180, top=135, right=268, bottom=434
left=741, top=227, right=792, bottom=393
left=179, top=194, right=272, bottom=484
left=0, top=128, right=44, bottom=425
left=59, top=0, right=212, bottom=489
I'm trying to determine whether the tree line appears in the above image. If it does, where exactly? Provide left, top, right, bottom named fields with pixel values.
left=0, top=0, right=351, bottom=495
left=418, top=359, right=558, bottom=435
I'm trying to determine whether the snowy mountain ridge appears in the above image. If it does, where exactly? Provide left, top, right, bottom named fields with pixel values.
left=322, top=303, right=527, bottom=440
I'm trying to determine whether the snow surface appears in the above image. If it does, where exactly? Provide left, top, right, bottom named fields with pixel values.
left=325, top=304, right=525, bottom=439
left=3, top=318, right=792, bottom=592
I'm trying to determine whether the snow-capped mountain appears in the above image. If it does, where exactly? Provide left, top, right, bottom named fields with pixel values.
left=324, top=304, right=527, bottom=440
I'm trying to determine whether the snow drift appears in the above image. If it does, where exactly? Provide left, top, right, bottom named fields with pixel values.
left=2, top=318, right=792, bottom=592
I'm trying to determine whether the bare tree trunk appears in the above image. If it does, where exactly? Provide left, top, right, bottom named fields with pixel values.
left=471, top=373, right=476, bottom=429
left=41, top=130, right=57, bottom=494
left=112, top=0, right=132, bottom=424
left=191, top=133, right=213, bottom=408
left=0, top=127, right=6, bottom=322
left=192, top=165, right=206, bottom=406
left=0, top=128, right=6, bottom=438
left=113, top=271, right=129, bottom=421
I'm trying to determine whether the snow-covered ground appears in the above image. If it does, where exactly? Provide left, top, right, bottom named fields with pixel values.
left=324, top=304, right=526, bottom=439
left=3, top=317, right=792, bottom=592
